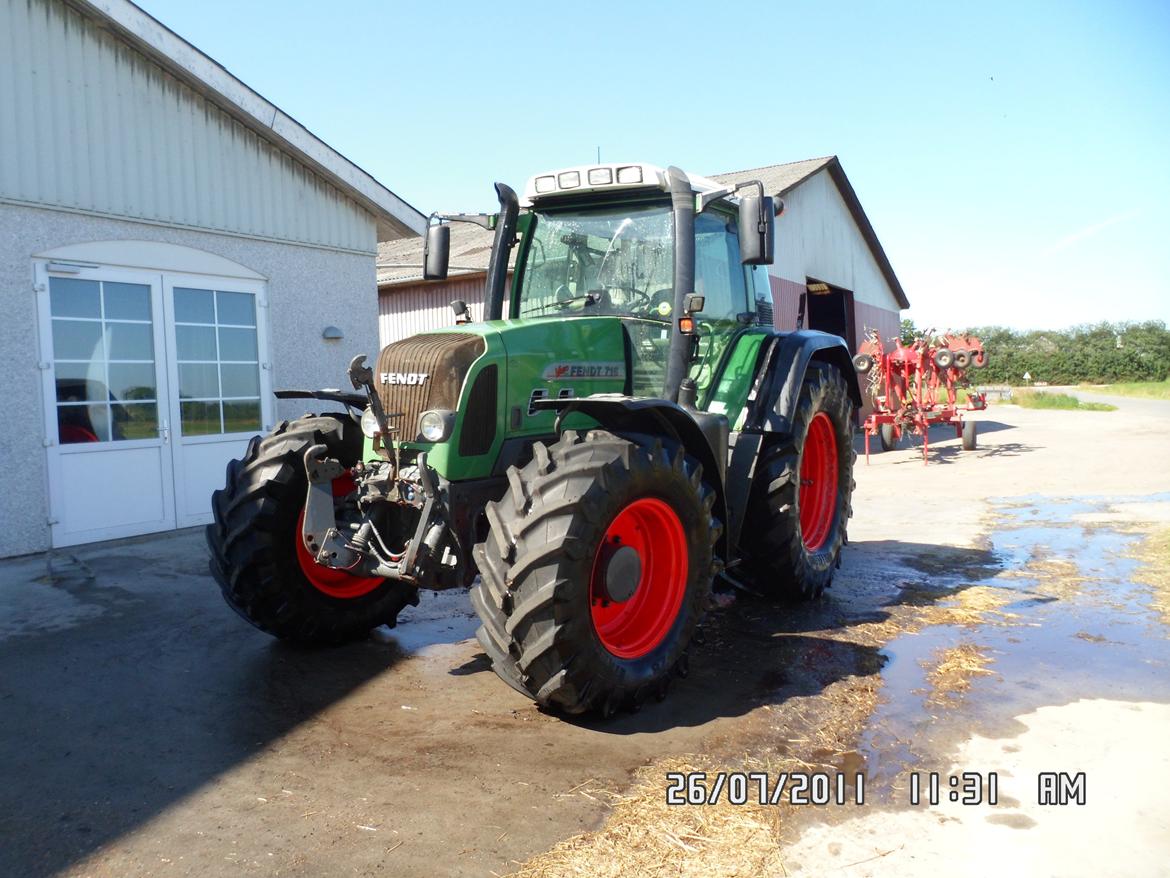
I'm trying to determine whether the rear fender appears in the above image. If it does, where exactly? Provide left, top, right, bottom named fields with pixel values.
left=746, top=331, right=861, bottom=434
left=533, top=396, right=728, bottom=560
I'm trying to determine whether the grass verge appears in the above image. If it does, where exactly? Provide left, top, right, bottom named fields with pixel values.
left=1012, top=391, right=1116, bottom=411
left=1080, top=379, right=1170, bottom=400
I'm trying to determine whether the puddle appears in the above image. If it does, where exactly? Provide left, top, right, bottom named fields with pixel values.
left=858, top=495, right=1170, bottom=800
left=372, top=589, right=480, bottom=658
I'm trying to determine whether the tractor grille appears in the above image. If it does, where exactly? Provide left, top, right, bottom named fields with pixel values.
left=375, top=333, right=485, bottom=441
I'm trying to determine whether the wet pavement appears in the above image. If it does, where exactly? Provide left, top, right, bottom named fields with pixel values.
left=1, top=394, right=1169, bottom=876
left=859, top=493, right=1170, bottom=800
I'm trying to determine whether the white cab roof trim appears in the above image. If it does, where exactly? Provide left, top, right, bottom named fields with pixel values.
left=522, top=163, right=733, bottom=207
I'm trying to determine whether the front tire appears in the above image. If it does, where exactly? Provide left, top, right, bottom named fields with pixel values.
left=206, top=414, right=418, bottom=645
left=470, top=431, right=719, bottom=715
left=742, top=363, right=856, bottom=600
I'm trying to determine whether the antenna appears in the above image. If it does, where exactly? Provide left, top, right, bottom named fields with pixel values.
left=596, top=146, right=601, bottom=163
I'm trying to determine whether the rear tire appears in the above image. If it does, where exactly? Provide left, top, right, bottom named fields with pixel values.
left=962, top=419, right=978, bottom=450
left=470, top=430, right=719, bottom=715
left=742, top=363, right=855, bottom=600
left=206, top=414, right=418, bottom=645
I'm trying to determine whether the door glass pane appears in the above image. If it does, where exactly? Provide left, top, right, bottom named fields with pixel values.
left=49, top=278, right=101, bottom=318
left=179, top=363, right=219, bottom=399
left=108, top=363, right=156, bottom=401
left=174, top=287, right=215, bottom=323
left=173, top=286, right=262, bottom=438
left=222, top=400, right=261, bottom=433
left=58, top=404, right=109, bottom=443
left=103, top=283, right=152, bottom=321
left=53, top=319, right=104, bottom=361
left=106, top=322, right=154, bottom=360
left=216, top=291, right=255, bottom=326
left=49, top=276, right=159, bottom=444
left=54, top=362, right=106, bottom=403
left=218, top=327, right=257, bottom=361
left=181, top=400, right=221, bottom=436
left=176, top=325, right=217, bottom=361
left=114, top=402, right=159, bottom=441
left=220, top=363, right=260, bottom=398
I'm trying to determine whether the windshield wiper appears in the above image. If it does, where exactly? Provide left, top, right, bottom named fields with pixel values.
left=521, top=291, right=600, bottom=316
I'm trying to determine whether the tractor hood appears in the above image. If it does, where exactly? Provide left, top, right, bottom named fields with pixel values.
left=374, top=317, right=639, bottom=481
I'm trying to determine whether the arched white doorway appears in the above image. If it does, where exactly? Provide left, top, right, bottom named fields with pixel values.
left=34, top=241, right=272, bottom=547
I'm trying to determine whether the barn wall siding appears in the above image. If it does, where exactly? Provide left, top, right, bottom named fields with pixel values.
left=0, top=0, right=375, bottom=254
left=773, top=170, right=901, bottom=313
left=378, top=275, right=493, bottom=345
left=854, top=300, right=902, bottom=348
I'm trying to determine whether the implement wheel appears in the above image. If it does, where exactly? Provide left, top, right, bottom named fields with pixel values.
left=879, top=422, right=898, bottom=452
left=962, top=419, right=978, bottom=450
left=206, top=414, right=418, bottom=645
left=470, top=431, right=719, bottom=716
left=742, top=363, right=856, bottom=600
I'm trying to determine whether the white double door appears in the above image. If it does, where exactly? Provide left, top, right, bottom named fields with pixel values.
left=37, top=263, right=272, bottom=547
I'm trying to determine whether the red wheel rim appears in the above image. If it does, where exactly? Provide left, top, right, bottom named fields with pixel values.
left=799, top=412, right=839, bottom=552
left=294, top=475, right=384, bottom=599
left=589, top=497, right=689, bottom=659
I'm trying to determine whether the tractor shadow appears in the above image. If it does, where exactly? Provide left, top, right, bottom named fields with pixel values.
left=0, top=533, right=413, bottom=878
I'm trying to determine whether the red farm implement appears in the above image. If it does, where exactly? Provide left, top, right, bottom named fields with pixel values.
left=853, top=330, right=989, bottom=464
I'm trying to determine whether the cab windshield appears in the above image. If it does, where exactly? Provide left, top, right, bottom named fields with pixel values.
left=514, top=201, right=751, bottom=396
left=516, top=204, right=674, bottom=320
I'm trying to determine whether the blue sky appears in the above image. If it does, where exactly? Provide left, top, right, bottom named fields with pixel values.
left=136, top=0, right=1170, bottom=331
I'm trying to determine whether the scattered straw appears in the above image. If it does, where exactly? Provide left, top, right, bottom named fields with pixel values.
left=921, top=642, right=995, bottom=705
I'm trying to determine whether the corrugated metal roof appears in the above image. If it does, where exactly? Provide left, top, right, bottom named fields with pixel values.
left=377, top=222, right=512, bottom=285
left=709, top=156, right=836, bottom=198
left=713, top=156, right=909, bottom=310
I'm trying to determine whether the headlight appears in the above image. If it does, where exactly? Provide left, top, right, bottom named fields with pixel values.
left=360, top=406, right=380, bottom=438
left=419, top=410, right=454, bottom=442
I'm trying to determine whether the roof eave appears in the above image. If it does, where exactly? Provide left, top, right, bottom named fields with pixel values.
left=78, top=0, right=426, bottom=241
left=821, top=158, right=910, bottom=310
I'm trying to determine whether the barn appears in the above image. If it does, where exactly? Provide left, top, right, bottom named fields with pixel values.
left=0, top=0, right=424, bottom=557
left=376, top=156, right=907, bottom=350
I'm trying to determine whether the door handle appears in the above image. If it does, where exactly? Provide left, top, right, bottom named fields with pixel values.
left=160, top=421, right=170, bottom=444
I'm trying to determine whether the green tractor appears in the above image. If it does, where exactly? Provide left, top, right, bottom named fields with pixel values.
left=207, top=163, right=859, bottom=716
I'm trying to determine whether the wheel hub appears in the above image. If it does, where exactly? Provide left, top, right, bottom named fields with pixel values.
left=589, top=497, right=688, bottom=659
left=602, top=544, right=642, bottom=603
left=799, top=411, right=839, bottom=552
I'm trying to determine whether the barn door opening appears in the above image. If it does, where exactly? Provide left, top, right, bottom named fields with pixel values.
left=802, top=279, right=856, bottom=352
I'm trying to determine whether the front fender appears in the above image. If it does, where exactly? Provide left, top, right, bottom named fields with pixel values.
left=534, top=395, right=728, bottom=561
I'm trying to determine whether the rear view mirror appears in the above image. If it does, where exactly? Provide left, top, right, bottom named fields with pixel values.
left=737, top=195, right=775, bottom=265
left=423, top=223, right=450, bottom=281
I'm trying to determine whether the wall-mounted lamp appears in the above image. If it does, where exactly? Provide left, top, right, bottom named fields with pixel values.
left=322, top=325, right=344, bottom=340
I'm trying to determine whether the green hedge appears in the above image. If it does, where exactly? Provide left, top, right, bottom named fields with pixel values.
left=899, top=321, right=1170, bottom=386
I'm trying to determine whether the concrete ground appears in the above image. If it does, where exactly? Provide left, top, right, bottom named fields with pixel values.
left=1, top=391, right=1168, bottom=877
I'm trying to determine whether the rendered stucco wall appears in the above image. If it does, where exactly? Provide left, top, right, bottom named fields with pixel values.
left=0, top=202, right=379, bottom=557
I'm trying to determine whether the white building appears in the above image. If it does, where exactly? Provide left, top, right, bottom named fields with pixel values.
left=0, top=0, right=424, bottom=556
